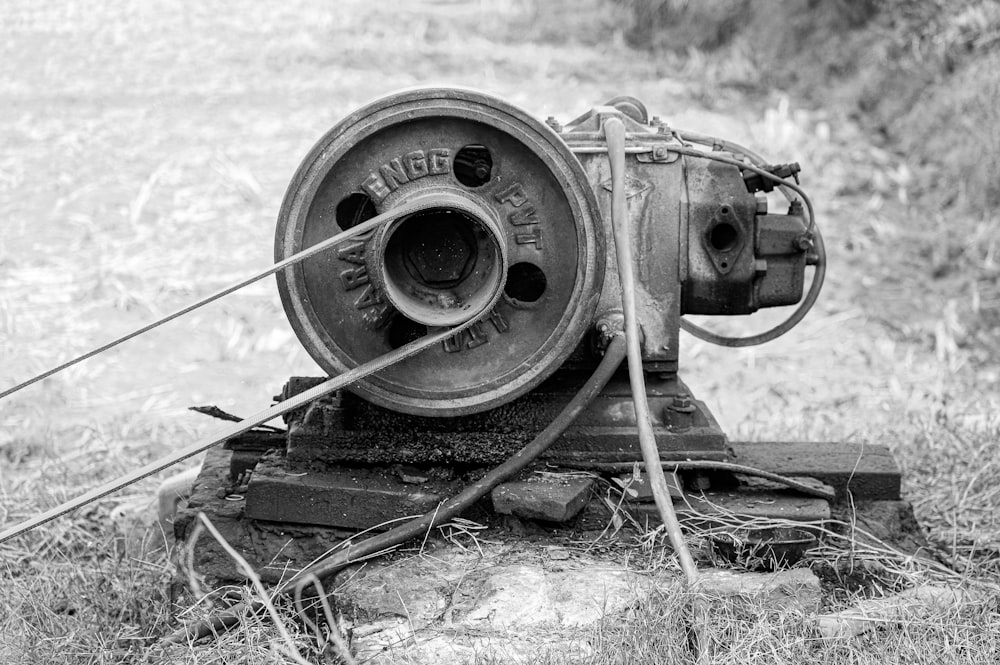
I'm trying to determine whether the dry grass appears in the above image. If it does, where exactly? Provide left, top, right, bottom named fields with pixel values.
left=2, top=0, right=999, bottom=662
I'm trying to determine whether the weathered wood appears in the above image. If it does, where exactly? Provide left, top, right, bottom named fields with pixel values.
left=729, top=441, right=901, bottom=500
left=245, top=453, right=449, bottom=529
left=175, top=447, right=354, bottom=586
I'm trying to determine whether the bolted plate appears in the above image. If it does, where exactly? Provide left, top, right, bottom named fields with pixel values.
left=275, top=88, right=604, bottom=416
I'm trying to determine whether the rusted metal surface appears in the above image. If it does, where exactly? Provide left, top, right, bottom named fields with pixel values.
left=560, top=105, right=811, bottom=369
left=243, top=89, right=826, bottom=534
left=275, top=89, right=813, bottom=418
left=278, top=373, right=728, bottom=467
left=275, top=88, right=605, bottom=417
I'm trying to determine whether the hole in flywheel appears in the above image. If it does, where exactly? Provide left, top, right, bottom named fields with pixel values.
left=454, top=145, right=493, bottom=188
left=504, top=262, right=547, bottom=303
left=336, top=193, right=377, bottom=230
left=387, top=315, right=428, bottom=349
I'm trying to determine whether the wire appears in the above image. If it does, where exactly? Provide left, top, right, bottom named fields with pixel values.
left=0, top=217, right=509, bottom=545
left=605, top=116, right=699, bottom=584
left=563, top=460, right=836, bottom=502
left=162, top=334, right=629, bottom=645
left=0, top=198, right=435, bottom=402
left=0, top=316, right=491, bottom=545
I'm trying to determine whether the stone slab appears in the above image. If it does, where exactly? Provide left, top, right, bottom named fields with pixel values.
left=695, top=567, right=822, bottom=614
left=816, top=585, right=976, bottom=638
left=492, top=475, right=595, bottom=522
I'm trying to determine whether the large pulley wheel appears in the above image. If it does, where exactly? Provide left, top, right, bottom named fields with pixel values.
left=275, top=88, right=604, bottom=416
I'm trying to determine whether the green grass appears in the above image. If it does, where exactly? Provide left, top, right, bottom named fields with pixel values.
left=2, top=0, right=1000, bottom=662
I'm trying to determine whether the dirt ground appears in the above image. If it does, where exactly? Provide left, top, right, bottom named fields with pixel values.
left=2, top=0, right=999, bottom=662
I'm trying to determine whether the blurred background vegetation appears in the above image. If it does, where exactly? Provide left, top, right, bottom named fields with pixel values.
left=622, top=0, right=1000, bottom=352
left=2, top=0, right=1000, bottom=661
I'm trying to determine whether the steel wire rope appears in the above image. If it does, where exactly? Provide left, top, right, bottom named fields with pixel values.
left=0, top=197, right=499, bottom=544
left=0, top=313, right=492, bottom=545
left=604, top=116, right=700, bottom=584
left=0, top=198, right=433, bottom=402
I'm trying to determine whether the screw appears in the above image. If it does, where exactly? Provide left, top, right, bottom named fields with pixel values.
left=653, top=145, right=669, bottom=160
left=546, top=116, right=562, bottom=133
left=795, top=234, right=813, bottom=251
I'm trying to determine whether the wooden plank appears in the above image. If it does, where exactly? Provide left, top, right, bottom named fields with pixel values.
left=729, top=441, right=901, bottom=500
left=245, top=454, right=448, bottom=529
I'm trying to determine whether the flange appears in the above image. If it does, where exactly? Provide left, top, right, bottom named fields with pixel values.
left=275, top=88, right=604, bottom=416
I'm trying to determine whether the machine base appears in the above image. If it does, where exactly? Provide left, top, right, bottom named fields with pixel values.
left=175, top=439, right=905, bottom=587
left=277, top=371, right=729, bottom=467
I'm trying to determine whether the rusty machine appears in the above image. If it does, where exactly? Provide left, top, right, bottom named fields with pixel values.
left=1, top=88, right=901, bottom=597
left=172, top=86, right=886, bottom=580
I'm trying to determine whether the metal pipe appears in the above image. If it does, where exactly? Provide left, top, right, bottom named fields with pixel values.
left=603, top=115, right=699, bottom=584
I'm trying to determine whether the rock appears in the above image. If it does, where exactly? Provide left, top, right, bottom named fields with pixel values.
left=157, top=466, right=200, bottom=540
left=491, top=475, right=594, bottom=522
left=109, top=494, right=161, bottom=556
left=395, top=464, right=431, bottom=484
left=341, top=547, right=653, bottom=663
left=546, top=545, right=571, bottom=560
left=462, top=565, right=647, bottom=628
left=694, top=567, right=822, bottom=614
left=336, top=553, right=475, bottom=628
left=350, top=618, right=416, bottom=662
left=816, top=585, right=977, bottom=638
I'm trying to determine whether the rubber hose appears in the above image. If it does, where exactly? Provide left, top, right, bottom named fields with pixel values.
left=604, top=116, right=699, bottom=584
left=162, top=334, right=628, bottom=646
